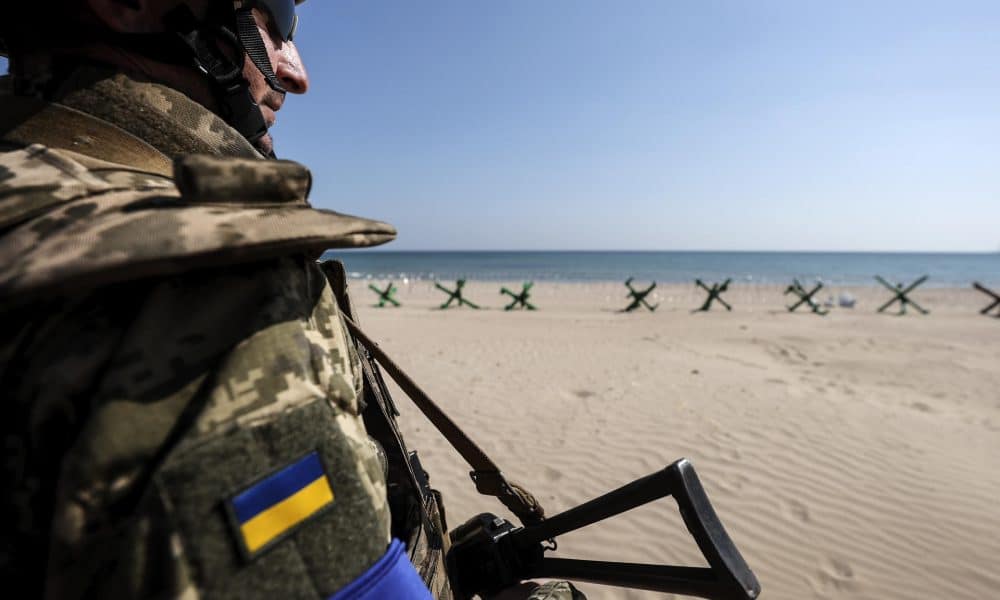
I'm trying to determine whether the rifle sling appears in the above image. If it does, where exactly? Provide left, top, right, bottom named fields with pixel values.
left=341, top=315, right=546, bottom=527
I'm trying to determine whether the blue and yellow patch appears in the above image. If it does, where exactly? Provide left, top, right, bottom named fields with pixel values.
left=226, top=451, right=335, bottom=559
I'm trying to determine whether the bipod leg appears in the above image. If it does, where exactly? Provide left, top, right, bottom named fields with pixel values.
left=716, top=295, right=733, bottom=312
left=460, top=297, right=481, bottom=309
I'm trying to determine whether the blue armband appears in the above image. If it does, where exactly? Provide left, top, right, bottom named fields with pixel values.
left=328, top=539, right=433, bottom=600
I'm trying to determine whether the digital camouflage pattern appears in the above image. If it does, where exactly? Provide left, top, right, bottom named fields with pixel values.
left=0, top=114, right=395, bottom=308
left=0, top=66, right=396, bottom=599
left=0, top=63, right=583, bottom=600
left=53, top=67, right=263, bottom=160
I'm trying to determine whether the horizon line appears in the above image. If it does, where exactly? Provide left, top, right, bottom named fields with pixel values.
left=332, top=248, right=1000, bottom=255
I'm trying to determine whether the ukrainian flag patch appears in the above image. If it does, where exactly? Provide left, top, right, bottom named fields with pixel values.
left=227, top=451, right=335, bottom=559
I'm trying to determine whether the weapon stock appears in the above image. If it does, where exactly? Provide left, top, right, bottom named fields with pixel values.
left=447, top=459, right=760, bottom=600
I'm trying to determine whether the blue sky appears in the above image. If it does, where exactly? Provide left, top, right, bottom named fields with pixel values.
left=5, top=1, right=1000, bottom=251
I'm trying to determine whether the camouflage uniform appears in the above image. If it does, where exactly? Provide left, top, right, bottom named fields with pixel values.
left=0, top=63, right=582, bottom=600
left=0, top=65, right=399, bottom=598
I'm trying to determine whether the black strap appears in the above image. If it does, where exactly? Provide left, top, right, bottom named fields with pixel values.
left=340, top=316, right=546, bottom=527
left=161, top=6, right=270, bottom=150
left=235, top=8, right=286, bottom=93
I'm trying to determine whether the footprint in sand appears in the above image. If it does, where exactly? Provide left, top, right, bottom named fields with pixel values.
left=810, top=557, right=859, bottom=597
left=780, top=498, right=810, bottom=523
left=760, top=341, right=809, bottom=365
left=722, top=447, right=741, bottom=461
left=573, top=389, right=596, bottom=399
left=542, top=465, right=563, bottom=482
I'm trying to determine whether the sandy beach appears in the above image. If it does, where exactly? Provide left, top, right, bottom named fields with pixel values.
left=352, top=280, right=999, bottom=600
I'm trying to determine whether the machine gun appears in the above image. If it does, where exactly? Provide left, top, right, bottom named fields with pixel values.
left=448, top=458, right=759, bottom=600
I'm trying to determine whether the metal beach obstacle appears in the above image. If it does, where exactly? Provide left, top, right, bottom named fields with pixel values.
left=784, top=279, right=828, bottom=315
left=875, top=275, right=929, bottom=315
left=621, top=277, right=658, bottom=312
left=368, top=282, right=400, bottom=307
left=434, top=279, right=480, bottom=309
left=695, top=278, right=732, bottom=312
left=500, top=282, right=536, bottom=310
left=973, top=282, right=1000, bottom=317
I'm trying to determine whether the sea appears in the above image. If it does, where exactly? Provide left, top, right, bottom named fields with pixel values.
left=320, top=250, right=1000, bottom=288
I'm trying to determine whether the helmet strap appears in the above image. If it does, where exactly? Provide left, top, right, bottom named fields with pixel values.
left=234, top=8, right=286, bottom=93
left=164, top=5, right=272, bottom=155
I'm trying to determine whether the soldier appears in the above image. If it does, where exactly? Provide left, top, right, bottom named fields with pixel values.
left=0, top=1, right=581, bottom=599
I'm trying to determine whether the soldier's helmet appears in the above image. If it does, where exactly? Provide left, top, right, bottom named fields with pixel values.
left=1, top=1, right=307, bottom=156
